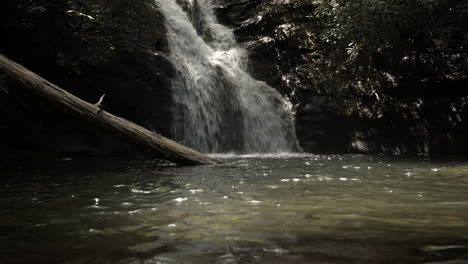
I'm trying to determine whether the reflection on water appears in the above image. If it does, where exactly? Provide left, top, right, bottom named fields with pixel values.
left=1, top=155, right=468, bottom=263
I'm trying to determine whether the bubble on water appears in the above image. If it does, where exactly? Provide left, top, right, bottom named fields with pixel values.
left=281, top=179, right=290, bottom=182
left=263, top=246, right=289, bottom=255
left=88, top=228, right=103, bottom=234
left=146, top=256, right=179, bottom=264
left=317, top=176, right=333, bottom=181
left=132, top=189, right=151, bottom=194
left=173, top=197, right=188, bottom=203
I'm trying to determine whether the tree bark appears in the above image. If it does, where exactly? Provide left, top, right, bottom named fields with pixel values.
left=0, top=54, right=222, bottom=165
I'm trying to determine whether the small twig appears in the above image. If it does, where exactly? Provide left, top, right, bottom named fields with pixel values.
left=153, top=151, right=173, bottom=167
left=0, top=78, right=28, bottom=108
left=12, top=94, right=28, bottom=109
left=94, top=93, right=106, bottom=114
left=104, top=0, right=111, bottom=9
left=118, top=0, right=125, bottom=10
left=153, top=157, right=163, bottom=167
left=0, top=74, right=8, bottom=94
left=94, top=93, right=106, bottom=106
left=0, top=84, right=9, bottom=95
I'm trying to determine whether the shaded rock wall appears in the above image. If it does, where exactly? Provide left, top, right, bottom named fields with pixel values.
left=0, top=0, right=174, bottom=157
left=215, top=0, right=468, bottom=154
left=2, top=0, right=467, bottom=156
left=0, top=49, right=174, bottom=156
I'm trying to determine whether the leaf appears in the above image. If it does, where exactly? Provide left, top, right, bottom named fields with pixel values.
left=28, top=6, right=47, bottom=14
left=66, top=10, right=95, bottom=20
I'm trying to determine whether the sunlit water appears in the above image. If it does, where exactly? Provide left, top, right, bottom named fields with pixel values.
left=1, top=155, right=468, bottom=263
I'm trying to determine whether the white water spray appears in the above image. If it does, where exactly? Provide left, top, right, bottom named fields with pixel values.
left=156, top=0, right=298, bottom=153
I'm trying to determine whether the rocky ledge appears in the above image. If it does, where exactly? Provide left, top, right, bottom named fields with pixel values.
left=215, top=0, right=468, bottom=154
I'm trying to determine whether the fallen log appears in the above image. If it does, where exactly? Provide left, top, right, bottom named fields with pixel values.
left=0, top=54, right=222, bottom=165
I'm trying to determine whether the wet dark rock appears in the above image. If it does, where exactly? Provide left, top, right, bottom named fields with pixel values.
left=215, top=0, right=262, bottom=27
left=244, top=38, right=281, bottom=88
left=2, top=0, right=468, bottom=156
left=0, top=1, right=175, bottom=157
left=0, top=49, right=175, bottom=157
left=85, top=50, right=174, bottom=137
left=215, top=0, right=468, bottom=154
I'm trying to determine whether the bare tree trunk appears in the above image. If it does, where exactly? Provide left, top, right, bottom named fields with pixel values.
left=0, top=54, right=222, bottom=166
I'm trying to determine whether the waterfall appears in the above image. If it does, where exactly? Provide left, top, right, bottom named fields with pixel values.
left=155, top=0, right=298, bottom=153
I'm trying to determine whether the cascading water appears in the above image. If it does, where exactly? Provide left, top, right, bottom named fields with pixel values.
left=156, top=0, right=298, bottom=153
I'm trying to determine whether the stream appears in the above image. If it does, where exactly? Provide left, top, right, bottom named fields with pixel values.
left=1, top=154, right=468, bottom=263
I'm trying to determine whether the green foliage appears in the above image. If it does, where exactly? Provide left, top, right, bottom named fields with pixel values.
left=313, top=0, right=468, bottom=117
left=317, top=0, right=466, bottom=55
left=1, top=0, right=164, bottom=70
left=63, top=0, right=162, bottom=64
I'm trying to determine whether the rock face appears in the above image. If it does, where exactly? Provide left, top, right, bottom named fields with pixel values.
left=1, top=0, right=467, bottom=156
left=0, top=0, right=175, bottom=157
left=214, top=0, right=468, bottom=154
left=0, top=49, right=175, bottom=157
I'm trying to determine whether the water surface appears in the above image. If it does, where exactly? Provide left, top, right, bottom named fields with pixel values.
left=1, top=154, right=468, bottom=263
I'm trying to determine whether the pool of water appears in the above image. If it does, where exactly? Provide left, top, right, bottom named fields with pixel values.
left=1, top=154, right=468, bottom=263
